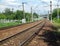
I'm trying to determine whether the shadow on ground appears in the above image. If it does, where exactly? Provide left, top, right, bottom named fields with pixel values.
left=39, top=25, right=60, bottom=46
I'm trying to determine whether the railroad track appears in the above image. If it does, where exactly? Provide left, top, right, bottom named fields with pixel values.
left=0, top=20, right=45, bottom=46
left=0, top=20, right=42, bottom=41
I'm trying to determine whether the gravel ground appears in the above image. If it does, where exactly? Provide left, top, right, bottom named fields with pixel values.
left=0, top=20, right=42, bottom=41
left=27, top=20, right=59, bottom=46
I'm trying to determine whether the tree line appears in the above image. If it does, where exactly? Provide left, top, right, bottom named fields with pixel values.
left=0, top=8, right=60, bottom=21
left=0, top=8, right=38, bottom=21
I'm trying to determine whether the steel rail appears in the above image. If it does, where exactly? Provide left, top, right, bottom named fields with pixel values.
left=20, top=22, right=45, bottom=46
left=0, top=20, right=43, bottom=42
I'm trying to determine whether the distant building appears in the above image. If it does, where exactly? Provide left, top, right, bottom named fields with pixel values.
left=40, top=15, right=47, bottom=19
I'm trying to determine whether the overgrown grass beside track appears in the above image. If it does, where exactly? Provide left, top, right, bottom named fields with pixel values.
left=53, top=19, right=60, bottom=38
left=0, top=22, right=21, bottom=28
left=53, top=19, right=60, bottom=27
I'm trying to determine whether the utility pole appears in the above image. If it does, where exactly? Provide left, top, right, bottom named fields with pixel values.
left=31, top=7, right=33, bottom=22
left=22, top=2, right=27, bottom=23
left=57, top=0, right=59, bottom=20
left=47, top=11, right=49, bottom=20
left=22, top=2, right=25, bottom=19
left=50, top=1, right=52, bottom=22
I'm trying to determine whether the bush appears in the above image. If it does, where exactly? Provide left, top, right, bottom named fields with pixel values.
left=53, top=18, right=60, bottom=23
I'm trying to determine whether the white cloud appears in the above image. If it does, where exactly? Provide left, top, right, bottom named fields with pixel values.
left=0, top=0, right=22, bottom=12
left=2, top=0, right=20, bottom=5
left=0, top=0, right=60, bottom=14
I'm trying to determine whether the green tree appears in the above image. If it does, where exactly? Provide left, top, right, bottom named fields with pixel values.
left=14, top=10, right=23, bottom=20
left=25, top=13, right=31, bottom=21
left=4, top=8, right=13, bottom=15
left=0, top=8, right=39, bottom=20
left=52, top=8, right=60, bottom=19
left=3, top=8, right=14, bottom=19
left=33, top=12, right=38, bottom=18
left=0, top=14, right=6, bottom=19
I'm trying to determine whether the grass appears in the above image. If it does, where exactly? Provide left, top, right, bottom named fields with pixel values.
left=53, top=22, right=60, bottom=27
left=53, top=19, right=60, bottom=27
left=0, top=20, right=34, bottom=28
left=0, top=22, right=21, bottom=28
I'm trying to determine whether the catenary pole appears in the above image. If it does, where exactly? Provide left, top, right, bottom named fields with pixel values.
left=50, top=1, right=52, bottom=22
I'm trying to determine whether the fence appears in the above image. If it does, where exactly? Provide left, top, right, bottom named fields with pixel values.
left=0, top=19, right=21, bottom=23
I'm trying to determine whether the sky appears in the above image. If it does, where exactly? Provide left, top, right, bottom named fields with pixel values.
left=0, top=0, right=60, bottom=15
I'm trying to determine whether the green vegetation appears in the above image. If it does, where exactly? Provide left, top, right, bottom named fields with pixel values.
left=52, top=8, right=60, bottom=27
left=0, top=8, right=39, bottom=20
left=0, top=8, right=39, bottom=28
left=53, top=18, right=60, bottom=27
left=0, top=22, right=21, bottom=28
left=52, top=8, right=60, bottom=19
